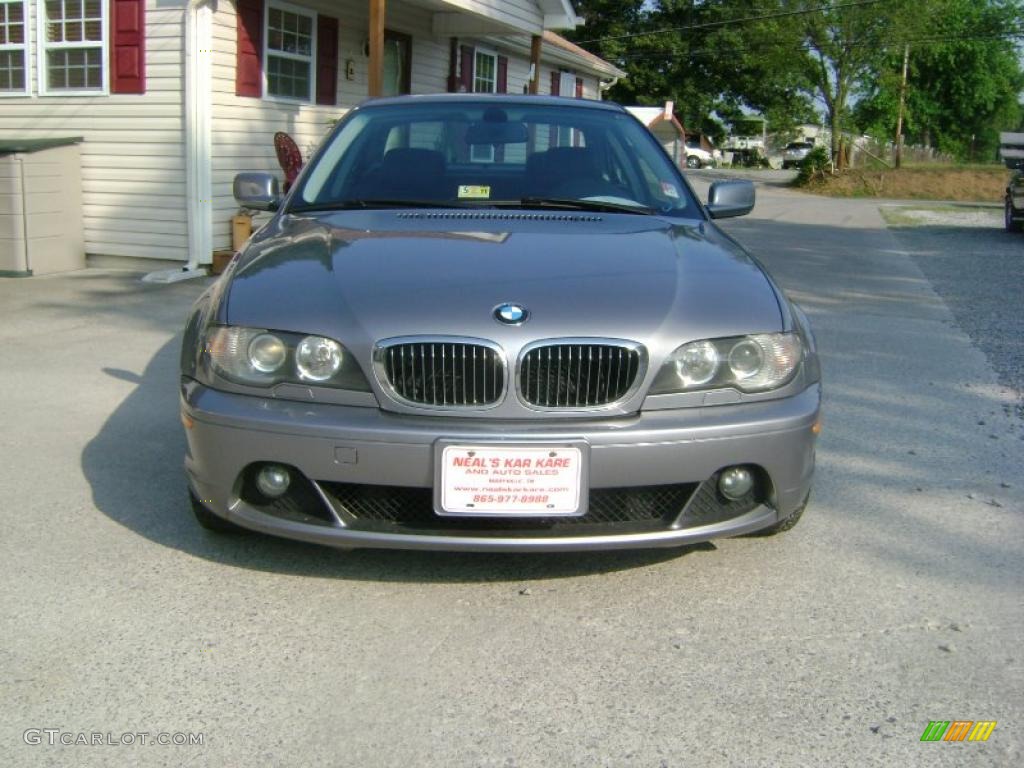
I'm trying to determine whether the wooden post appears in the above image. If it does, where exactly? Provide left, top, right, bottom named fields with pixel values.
left=895, top=44, right=909, bottom=169
left=528, top=34, right=542, bottom=94
left=367, top=0, right=385, bottom=98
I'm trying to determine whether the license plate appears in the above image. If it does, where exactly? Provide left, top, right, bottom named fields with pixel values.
left=436, top=442, right=586, bottom=516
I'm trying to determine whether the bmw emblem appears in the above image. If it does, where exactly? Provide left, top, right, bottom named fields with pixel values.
left=494, top=303, right=529, bottom=325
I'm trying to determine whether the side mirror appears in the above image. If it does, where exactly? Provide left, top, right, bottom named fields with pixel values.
left=706, top=180, right=755, bottom=219
left=234, top=172, right=282, bottom=211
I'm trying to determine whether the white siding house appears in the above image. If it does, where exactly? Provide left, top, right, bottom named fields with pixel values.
left=0, top=0, right=624, bottom=271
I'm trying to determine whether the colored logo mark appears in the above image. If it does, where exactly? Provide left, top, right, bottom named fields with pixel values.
left=494, top=303, right=529, bottom=325
left=920, top=721, right=996, bottom=742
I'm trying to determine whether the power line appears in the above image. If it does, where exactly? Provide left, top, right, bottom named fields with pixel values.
left=574, top=0, right=885, bottom=45
left=613, top=28, right=1024, bottom=62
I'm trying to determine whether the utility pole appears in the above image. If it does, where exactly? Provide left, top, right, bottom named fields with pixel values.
left=895, top=44, right=909, bottom=169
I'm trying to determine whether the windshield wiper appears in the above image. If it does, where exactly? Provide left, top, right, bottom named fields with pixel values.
left=289, top=199, right=468, bottom=213
left=505, top=197, right=655, bottom=215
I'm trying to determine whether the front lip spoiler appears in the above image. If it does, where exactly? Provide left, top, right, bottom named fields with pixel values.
left=221, top=498, right=780, bottom=552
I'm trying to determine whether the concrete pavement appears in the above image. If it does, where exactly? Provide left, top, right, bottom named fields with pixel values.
left=1, top=184, right=1021, bottom=767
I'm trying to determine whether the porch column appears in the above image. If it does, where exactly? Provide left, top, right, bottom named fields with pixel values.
left=367, top=0, right=385, bottom=97
left=528, top=34, right=542, bottom=94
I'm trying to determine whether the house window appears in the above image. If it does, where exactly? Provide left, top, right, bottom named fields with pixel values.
left=472, top=49, right=496, bottom=93
left=0, top=1, right=28, bottom=94
left=265, top=2, right=315, bottom=101
left=38, top=0, right=106, bottom=93
left=381, top=30, right=411, bottom=97
left=558, top=71, right=575, bottom=97
left=469, top=49, right=497, bottom=162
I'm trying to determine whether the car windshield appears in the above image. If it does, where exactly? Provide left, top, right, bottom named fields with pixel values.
left=293, top=100, right=696, bottom=217
left=786, top=142, right=813, bottom=150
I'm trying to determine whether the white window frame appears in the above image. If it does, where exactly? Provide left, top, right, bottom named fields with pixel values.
left=0, top=0, right=30, bottom=96
left=559, top=71, right=576, bottom=98
left=472, top=47, right=497, bottom=94
left=36, top=0, right=109, bottom=96
left=262, top=0, right=317, bottom=104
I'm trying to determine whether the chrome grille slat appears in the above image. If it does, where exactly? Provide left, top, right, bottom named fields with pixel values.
left=520, top=342, right=642, bottom=408
left=585, top=346, right=594, bottom=406
left=380, top=340, right=503, bottom=407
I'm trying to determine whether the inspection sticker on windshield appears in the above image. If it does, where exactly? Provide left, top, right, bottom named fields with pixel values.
left=458, top=185, right=491, bottom=199
left=438, top=444, right=584, bottom=516
left=660, top=181, right=679, bottom=199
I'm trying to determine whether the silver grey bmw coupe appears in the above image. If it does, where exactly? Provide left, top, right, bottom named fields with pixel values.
left=180, top=94, right=821, bottom=552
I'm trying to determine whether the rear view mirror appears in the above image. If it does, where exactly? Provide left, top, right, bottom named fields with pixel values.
left=465, top=121, right=529, bottom=146
left=706, top=180, right=755, bottom=219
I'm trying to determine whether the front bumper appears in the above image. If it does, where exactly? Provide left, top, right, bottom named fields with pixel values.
left=182, top=381, right=820, bottom=551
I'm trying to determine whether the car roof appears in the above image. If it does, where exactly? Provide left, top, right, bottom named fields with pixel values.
left=356, top=93, right=627, bottom=113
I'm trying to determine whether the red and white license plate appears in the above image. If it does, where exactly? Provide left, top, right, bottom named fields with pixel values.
left=437, top=444, right=584, bottom=516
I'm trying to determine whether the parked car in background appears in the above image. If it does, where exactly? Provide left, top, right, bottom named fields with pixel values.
left=781, top=141, right=815, bottom=169
left=180, top=94, right=821, bottom=553
left=684, top=137, right=718, bottom=168
left=1007, top=170, right=1023, bottom=233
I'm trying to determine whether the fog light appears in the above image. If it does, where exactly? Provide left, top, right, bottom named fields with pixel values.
left=718, top=467, right=754, bottom=500
left=256, top=465, right=291, bottom=498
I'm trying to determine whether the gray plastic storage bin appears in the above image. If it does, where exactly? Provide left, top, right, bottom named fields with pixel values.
left=0, top=137, right=85, bottom=276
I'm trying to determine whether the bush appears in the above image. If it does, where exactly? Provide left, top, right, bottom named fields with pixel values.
left=795, top=146, right=831, bottom=185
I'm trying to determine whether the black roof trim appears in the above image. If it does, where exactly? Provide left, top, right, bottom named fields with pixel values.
left=354, top=93, right=626, bottom=112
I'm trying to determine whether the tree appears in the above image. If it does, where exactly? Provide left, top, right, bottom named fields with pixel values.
left=568, top=1, right=818, bottom=139
left=854, top=0, right=1024, bottom=162
left=787, top=0, right=922, bottom=167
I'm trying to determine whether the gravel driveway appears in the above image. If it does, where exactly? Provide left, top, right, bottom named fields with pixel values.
left=880, top=204, right=1023, bottom=421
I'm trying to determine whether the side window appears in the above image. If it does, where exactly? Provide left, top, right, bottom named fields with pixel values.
left=39, top=0, right=105, bottom=93
left=0, top=1, right=28, bottom=94
left=634, top=152, right=683, bottom=209
left=265, top=2, right=315, bottom=101
left=470, top=49, right=498, bottom=162
left=472, top=49, right=496, bottom=93
left=381, top=30, right=411, bottom=96
left=384, top=121, right=446, bottom=153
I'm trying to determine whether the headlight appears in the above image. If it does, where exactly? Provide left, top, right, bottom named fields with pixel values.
left=249, top=333, right=287, bottom=373
left=204, top=326, right=369, bottom=390
left=295, top=336, right=343, bottom=382
left=650, top=333, right=802, bottom=394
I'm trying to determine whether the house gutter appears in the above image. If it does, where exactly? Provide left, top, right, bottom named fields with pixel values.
left=143, top=0, right=212, bottom=284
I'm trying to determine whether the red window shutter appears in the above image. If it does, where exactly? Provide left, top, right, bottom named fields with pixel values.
left=110, top=0, right=145, bottom=94
left=447, top=38, right=458, bottom=92
left=236, top=0, right=264, bottom=98
left=496, top=55, right=508, bottom=93
left=459, top=45, right=474, bottom=92
left=316, top=16, right=339, bottom=105
left=550, top=70, right=560, bottom=96
left=575, top=77, right=583, bottom=98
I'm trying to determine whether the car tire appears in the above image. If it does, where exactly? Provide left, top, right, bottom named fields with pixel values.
left=190, top=490, right=242, bottom=533
left=1006, top=200, right=1023, bottom=232
left=686, top=155, right=701, bottom=169
left=753, top=493, right=809, bottom=536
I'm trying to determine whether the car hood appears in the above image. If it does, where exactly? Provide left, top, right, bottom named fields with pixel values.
left=224, top=210, right=782, bottom=360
